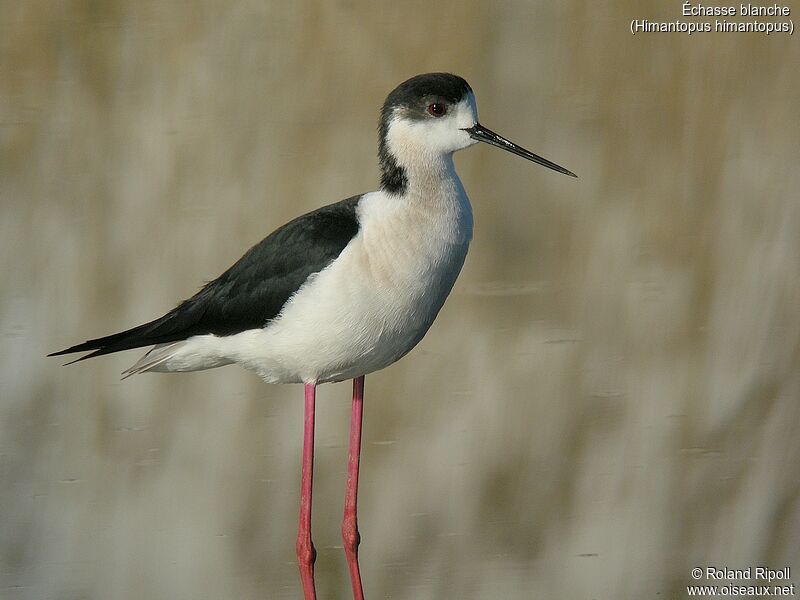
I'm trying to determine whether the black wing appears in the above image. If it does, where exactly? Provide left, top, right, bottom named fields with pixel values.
left=50, top=195, right=362, bottom=362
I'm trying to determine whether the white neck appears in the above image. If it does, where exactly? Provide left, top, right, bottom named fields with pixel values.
left=400, top=153, right=457, bottom=200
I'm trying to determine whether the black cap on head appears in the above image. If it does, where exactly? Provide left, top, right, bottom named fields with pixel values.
left=381, top=73, right=472, bottom=121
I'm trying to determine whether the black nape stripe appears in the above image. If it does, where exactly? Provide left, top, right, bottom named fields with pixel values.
left=378, top=113, right=408, bottom=195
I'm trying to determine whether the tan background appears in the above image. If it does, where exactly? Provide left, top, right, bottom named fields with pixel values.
left=2, top=1, right=799, bottom=599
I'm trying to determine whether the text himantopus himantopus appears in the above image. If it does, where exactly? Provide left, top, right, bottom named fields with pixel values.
left=50, top=72, right=576, bottom=599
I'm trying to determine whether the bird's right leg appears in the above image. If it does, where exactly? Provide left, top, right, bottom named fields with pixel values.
left=297, top=382, right=318, bottom=600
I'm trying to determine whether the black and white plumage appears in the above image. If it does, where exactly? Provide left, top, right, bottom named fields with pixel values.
left=51, top=72, right=576, bottom=600
left=51, top=73, right=575, bottom=385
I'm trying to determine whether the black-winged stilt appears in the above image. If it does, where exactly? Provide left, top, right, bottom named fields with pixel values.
left=50, top=72, right=576, bottom=600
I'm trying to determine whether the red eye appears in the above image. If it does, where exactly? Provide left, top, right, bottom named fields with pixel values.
left=427, top=103, right=447, bottom=117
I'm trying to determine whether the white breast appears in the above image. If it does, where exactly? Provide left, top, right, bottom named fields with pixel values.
left=227, top=174, right=473, bottom=384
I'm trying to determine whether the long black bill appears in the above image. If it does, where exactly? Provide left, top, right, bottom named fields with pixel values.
left=463, top=123, right=577, bottom=178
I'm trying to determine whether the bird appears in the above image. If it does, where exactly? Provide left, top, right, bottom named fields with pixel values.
left=50, top=72, right=576, bottom=600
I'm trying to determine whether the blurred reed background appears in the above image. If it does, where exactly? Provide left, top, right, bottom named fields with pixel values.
left=2, top=1, right=798, bottom=598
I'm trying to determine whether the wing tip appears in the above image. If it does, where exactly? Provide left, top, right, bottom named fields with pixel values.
left=49, top=342, right=129, bottom=365
left=64, top=349, right=109, bottom=366
left=48, top=346, right=84, bottom=358
left=49, top=345, right=148, bottom=376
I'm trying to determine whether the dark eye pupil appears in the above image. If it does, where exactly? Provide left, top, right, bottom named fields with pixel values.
left=428, top=103, right=446, bottom=117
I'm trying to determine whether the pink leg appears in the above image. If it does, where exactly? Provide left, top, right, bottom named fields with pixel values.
left=297, top=383, right=317, bottom=600
left=342, top=376, right=365, bottom=600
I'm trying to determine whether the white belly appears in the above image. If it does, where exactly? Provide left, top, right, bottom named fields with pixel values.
left=227, top=188, right=473, bottom=383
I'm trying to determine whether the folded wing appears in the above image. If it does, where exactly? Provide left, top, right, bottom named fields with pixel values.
left=50, top=195, right=362, bottom=363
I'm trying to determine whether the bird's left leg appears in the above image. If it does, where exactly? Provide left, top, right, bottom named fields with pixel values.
left=297, top=382, right=318, bottom=600
left=342, top=376, right=365, bottom=600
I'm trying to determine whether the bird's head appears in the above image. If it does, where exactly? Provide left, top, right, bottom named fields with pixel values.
left=378, top=73, right=576, bottom=193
